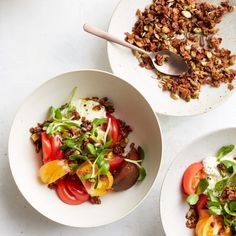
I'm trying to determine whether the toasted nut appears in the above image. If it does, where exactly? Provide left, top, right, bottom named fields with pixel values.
left=182, top=10, right=192, bottom=18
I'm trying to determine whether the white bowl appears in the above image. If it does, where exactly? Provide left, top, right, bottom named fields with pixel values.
left=107, top=0, right=236, bottom=116
left=8, top=69, right=162, bottom=227
left=160, top=127, right=236, bottom=236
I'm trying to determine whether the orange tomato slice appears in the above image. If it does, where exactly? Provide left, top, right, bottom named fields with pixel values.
left=196, top=215, right=232, bottom=236
left=76, top=161, right=113, bottom=197
left=39, top=159, right=70, bottom=184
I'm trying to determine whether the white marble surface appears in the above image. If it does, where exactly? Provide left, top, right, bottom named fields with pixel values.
left=1, top=1, right=236, bottom=236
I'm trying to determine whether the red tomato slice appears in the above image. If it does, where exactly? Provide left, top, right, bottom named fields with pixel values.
left=196, top=194, right=208, bottom=213
left=182, top=162, right=204, bottom=195
left=66, top=175, right=89, bottom=202
left=108, top=154, right=124, bottom=172
left=50, top=134, right=64, bottom=160
left=57, top=176, right=89, bottom=205
left=41, top=132, right=52, bottom=163
left=106, top=114, right=119, bottom=147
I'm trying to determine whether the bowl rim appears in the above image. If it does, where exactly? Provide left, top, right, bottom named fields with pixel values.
left=8, top=69, right=163, bottom=227
left=159, top=127, right=236, bottom=235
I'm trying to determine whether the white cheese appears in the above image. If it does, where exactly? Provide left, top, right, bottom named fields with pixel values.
left=73, top=99, right=107, bottom=121
left=202, top=156, right=222, bottom=190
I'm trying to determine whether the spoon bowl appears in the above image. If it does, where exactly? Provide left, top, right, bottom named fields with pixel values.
left=83, top=23, right=189, bottom=76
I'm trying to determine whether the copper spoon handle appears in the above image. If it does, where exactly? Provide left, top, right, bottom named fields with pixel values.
left=83, top=23, right=150, bottom=56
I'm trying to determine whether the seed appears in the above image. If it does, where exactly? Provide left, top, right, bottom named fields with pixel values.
left=206, top=51, right=212, bottom=59
left=181, top=10, right=192, bottom=18
left=170, top=93, right=179, bottom=100
left=191, top=51, right=196, bottom=58
left=193, top=27, right=202, bottom=33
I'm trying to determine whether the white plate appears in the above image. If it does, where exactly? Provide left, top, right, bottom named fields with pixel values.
left=108, top=0, right=236, bottom=116
left=160, top=127, right=236, bottom=236
left=8, top=70, right=162, bottom=227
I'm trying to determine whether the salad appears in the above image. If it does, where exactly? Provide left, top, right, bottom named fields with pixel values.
left=30, top=88, right=146, bottom=205
left=182, top=144, right=236, bottom=235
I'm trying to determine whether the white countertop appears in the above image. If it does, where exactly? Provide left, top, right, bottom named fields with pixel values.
left=1, top=1, right=236, bottom=235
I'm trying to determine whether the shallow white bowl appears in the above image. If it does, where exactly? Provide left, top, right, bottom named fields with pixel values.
left=8, top=70, right=162, bottom=227
left=108, top=0, right=236, bottom=116
left=160, top=127, right=236, bottom=236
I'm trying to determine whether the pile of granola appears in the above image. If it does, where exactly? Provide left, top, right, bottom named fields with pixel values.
left=125, top=0, right=236, bottom=101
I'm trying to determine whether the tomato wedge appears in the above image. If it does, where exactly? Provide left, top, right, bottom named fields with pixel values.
left=41, top=132, right=64, bottom=163
left=107, top=153, right=124, bottom=172
left=57, top=175, right=89, bottom=205
left=196, top=194, right=208, bottom=214
left=182, top=162, right=204, bottom=195
left=41, top=132, right=52, bottom=163
left=50, top=134, right=64, bottom=160
left=106, top=114, right=119, bottom=147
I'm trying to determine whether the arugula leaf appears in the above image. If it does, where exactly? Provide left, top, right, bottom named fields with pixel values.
left=208, top=206, right=221, bottom=215
left=69, top=154, right=89, bottom=161
left=227, top=173, right=236, bottom=187
left=80, top=174, right=92, bottom=181
left=68, top=87, right=78, bottom=104
left=138, top=146, right=145, bottom=160
left=197, top=178, right=209, bottom=194
left=207, top=201, right=221, bottom=208
left=207, top=189, right=219, bottom=203
left=215, top=179, right=227, bottom=191
left=93, top=118, right=107, bottom=128
left=103, top=135, right=113, bottom=149
left=224, top=204, right=236, bottom=216
left=216, top=144, right=234, bottom=160
left=61, top=139, right=82, bottom=151
left=94, top=176, right=99, bottom=189
left=229, top=201, right=236, bottom=212
left=86, top=143, right=97, bottom=156
left=186, top=194, right=199, bottom=205
left=220, top=160, right=236, bottom=173
left=99, top=160, right=110, bottom=175
left=55, top=108, right=62, bottom=119
left=137, top=167, right=146, bottom=181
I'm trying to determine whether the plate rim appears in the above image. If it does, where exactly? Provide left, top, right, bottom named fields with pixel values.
left=107, top=0, right=236, bottom=117
left=159, top=127, right=236, bottom=235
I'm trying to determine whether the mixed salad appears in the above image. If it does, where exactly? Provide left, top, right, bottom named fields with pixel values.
left=30, top=88, right=146, bottom=205
left=182, top=144, right=236, bottom=236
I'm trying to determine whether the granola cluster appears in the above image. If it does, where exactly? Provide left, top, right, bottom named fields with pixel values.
left=125, top=0, right=236, bottom=101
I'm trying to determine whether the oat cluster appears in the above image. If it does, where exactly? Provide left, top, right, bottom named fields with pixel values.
left=125, top=0, right=236, bottom=101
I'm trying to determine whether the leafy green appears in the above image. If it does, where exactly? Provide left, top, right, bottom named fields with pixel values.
left=80, top=174, right=92, bottom=181
left=102, top=135, right=113, bottom=149
left=215, top=179, right=228, bottom=191
left=229, top=201, right=236, bottom=212
left=227, top=173, right=236, bottom=187
left=92, top=118, right=107, bottom=128
left=207, top=189, right=219, bottom=203
left=55, top=108, right=62, bottom=119
left=99, top=160, right=110, bottom=175
left=216, top=144, right=234, bottom=160
left=221, top=160, right=236, bottom=173
left=137, top=167, right=146, bottom=181
left=69, top=154, right=89, bottom=161
left=186, top=194, right=199, bottom=205
left=86, top=143, right=97, bottom=156
left=138, top=146, right=145, bottom=160
left=208, top=206, right=221, bottom=215
left=61, top=139, right=82, bottom=151
left=224, top=204, right=236, bottom=216
left=197, top=178, right=209, bottom=194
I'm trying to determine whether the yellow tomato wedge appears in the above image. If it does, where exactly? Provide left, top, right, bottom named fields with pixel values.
left=196, top=215, right=232, bottom=236
left=39, top=159, right=70, bottom=184
left=76, top=161, right=113, bottom=197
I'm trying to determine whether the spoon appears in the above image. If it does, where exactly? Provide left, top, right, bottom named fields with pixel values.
left=83, top=23, right=189, bottom=76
